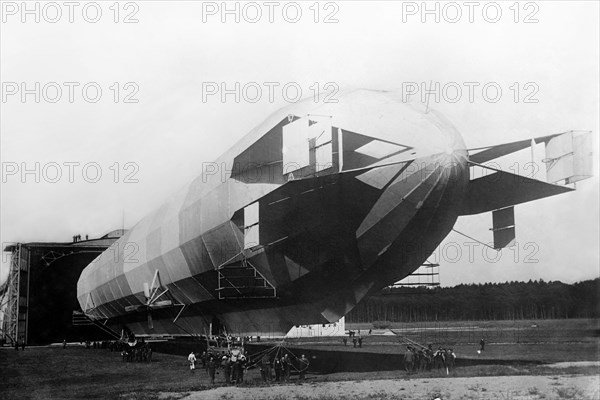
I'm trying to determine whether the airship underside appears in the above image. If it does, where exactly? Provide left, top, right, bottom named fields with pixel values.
left=77, top=89, right=592, bottom=337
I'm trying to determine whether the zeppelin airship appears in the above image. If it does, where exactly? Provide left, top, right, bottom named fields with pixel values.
left=77, top=89, right=592, bottom=337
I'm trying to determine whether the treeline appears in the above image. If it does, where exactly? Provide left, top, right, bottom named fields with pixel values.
left=347, top=278, right=599, bottom=323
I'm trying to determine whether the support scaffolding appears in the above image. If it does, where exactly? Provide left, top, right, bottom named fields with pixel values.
left=391, top=262, right=440, bottom=288
left=1, top=244, right=22, bottom=345
left=1, top=234, right=120, bottom=345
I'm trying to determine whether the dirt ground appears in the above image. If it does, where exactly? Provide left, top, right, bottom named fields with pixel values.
left=176, top=373, right=600, bottom=400
left=1, top=322, right=598, bottom=400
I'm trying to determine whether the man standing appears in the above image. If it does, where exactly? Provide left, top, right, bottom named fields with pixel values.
left=299, top=354, right=309, bottom=380
left=188, top=351, right=197, bottom=372
left=201, top=351, right=207, bottom=370
left=273, top=357, right=283, bottom=382
left=231, top=354, right=239, bottom=383
left=222, top=355, right=231, bottom=384
left=404, top=346, right=414, bottom=374
left=446, top=349, right=456, bottom=372
left=207, top=356, right=216, bottom=384
left=479, top=338, right=485, bottom=352
left=433, top=347, right=446, bottom=371
left=282, top=354, right=291, bottom=382
left=237, top=354, right=246, bottom=383
left=260, top=353, right=271, bottom=382
left=425, top=345, right=434, bottom=371
left=418, top=350, right=427, bottom=371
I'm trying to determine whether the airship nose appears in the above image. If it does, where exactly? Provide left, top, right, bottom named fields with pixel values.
left=430, top=113, right=469, bottom=174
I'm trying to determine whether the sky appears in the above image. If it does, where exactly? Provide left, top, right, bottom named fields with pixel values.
left=1, top=0, right=599, bottom=287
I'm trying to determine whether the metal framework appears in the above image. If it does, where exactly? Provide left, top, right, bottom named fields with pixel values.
left=390, top=262, right=440, bottom=289
left=1, top=244, right=21, bottom=345
left=1, top=242, right=114, bottom=346
left=72, top=311, right=121, bottom=339
left=40, top=249, right=101, bottom=267
left=217, top=258, right=276, bottom=299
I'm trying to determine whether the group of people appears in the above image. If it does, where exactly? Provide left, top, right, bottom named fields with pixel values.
left=13, top=339, right=25, bottom=351
left=120, top=343, right=153, bottom=362
left=83, top=340, right=108, bottom=350
left=343, top=329, right=371, bottom=348
left=187, top=350, right=310, bottom=384
left=188, top=349, right=249, bottom=384
left=259, top=353, right=309, bottom=383
left=342, top=336, right=364, bottom=348
left=403, top=344, right=456, bottom=374
left=75, top=338, right=153, bottom=363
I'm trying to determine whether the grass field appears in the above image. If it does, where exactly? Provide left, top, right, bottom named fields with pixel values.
left=277, top=341, right=600, bottom=363
left=1, top=345, right=598, bottom=399
left=345, top=318, right=599, bottom=344
left=276, top=318, right=600, bottom=364
left=1, top=319, right=598, bottom=399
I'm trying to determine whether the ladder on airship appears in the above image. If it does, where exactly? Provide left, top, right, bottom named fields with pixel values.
left=216, top=258, right=276, bottom=300
left=71, top=311, right=122, bottom=339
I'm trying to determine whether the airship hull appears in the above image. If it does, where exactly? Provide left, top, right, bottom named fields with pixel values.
left=77, top=89, right=473, bottom=337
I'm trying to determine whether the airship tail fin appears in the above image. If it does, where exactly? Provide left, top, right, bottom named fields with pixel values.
left=459, top=166, right=574, bottom=216
left=459, top=130, right=593, bottom=249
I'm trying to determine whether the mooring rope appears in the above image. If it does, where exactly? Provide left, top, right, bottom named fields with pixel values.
left=245, top=342, right=308, bottom=372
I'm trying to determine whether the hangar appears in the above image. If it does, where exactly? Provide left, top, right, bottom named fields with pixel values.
left=0, top=230, right=124, bottom=346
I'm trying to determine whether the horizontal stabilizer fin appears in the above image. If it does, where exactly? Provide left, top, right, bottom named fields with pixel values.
left=460, top=170, right=573, bottom=215
left=469, top=133, right=562, bottom=164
